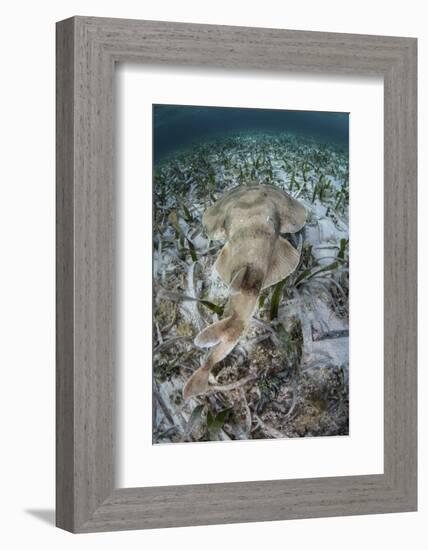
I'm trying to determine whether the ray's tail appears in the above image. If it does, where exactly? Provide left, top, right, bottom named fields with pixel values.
left=183, top=267, right=262, bottom=400
left=182, top=316, right=245, bottom=400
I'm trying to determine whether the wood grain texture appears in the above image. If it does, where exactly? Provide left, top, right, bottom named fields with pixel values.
left=56, top=16, right=417, bottom=533
left=56, top=18, right=75, bottom=532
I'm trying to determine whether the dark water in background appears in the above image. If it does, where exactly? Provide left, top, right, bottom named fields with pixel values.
left=153, top=104, right=349, bottom=164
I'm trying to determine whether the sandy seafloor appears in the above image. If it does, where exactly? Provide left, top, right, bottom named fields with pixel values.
left=152, top=131, right=349, bottom=443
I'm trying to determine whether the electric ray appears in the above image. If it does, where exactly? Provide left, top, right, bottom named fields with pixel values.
left=183, top=184, right=307, bottom=400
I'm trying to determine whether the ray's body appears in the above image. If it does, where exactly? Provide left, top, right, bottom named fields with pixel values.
left=182, top=185, right=306, bottom=400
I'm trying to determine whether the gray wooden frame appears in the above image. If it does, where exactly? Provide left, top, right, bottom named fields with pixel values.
left=56, top=16, right=417, bottom=533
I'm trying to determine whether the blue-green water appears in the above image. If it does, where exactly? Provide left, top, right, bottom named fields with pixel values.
left=153, top=104, right=349, bottom=163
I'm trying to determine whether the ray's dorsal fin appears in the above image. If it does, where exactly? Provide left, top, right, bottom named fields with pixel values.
left=262, top=237, right=301, bottom=289
left=194, top=316, right=234, bottom=348
left=182, top=365, right=211, bottom=401
left=213, top=242, right=231, bottom=284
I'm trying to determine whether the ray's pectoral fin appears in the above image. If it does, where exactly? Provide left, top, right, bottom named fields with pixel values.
left=194, top=316, right=233, bottom=348
left=263, top=237, right=301, bottom=289
left=276, top=192, right=307, bottom=233
left=203, top=204, right=226, bottom=240
left=213, top=242, right=232, bottom=284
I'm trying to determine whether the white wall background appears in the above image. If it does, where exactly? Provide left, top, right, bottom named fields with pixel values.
left=0, top=1, right=424, bottom=548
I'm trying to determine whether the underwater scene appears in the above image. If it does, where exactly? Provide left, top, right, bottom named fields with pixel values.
left=152, top=104, right=349, bottom=444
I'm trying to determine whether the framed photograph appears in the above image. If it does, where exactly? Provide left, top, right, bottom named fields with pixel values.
left=56, top=17, right=417, bottom=532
